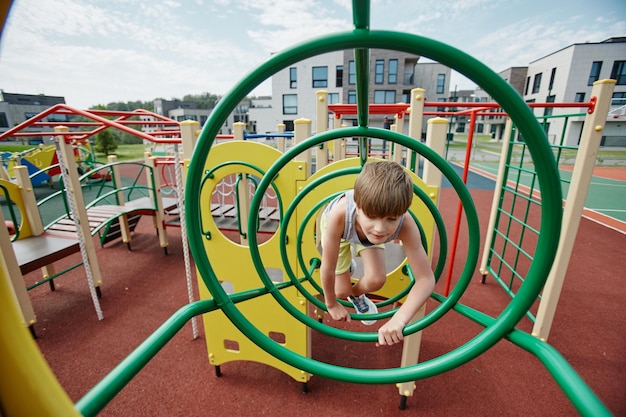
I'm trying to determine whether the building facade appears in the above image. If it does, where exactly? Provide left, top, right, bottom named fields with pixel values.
left=0, top=91, right=66, bottom=142
left=523, top=37, right=625, bottom=146
left=253, top=50, right=450, bottom=134
left=152, top=98, right=249, bottom=135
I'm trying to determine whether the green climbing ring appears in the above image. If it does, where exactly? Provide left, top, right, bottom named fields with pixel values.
left=185, top=30, right=562, bottom=384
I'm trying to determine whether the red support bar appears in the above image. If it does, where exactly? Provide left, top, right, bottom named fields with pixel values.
left=444, top=109, right=479, bottom=297
left=0, top=104, right=183, bottom=144
left=423, top=101, right=593, bottom=110
left=327, top=101, right=594, bottom=121
left=328, top=103, right=410, bottom=118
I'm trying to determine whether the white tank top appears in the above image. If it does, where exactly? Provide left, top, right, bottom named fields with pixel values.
left=324, top=189, right=404, bottom=247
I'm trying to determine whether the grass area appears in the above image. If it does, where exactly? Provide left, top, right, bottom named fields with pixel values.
left=0, top=143, right=150, bottom=163
left=447, top=133, right=626, bottom=165
left=95, top=144, right=148, bottom=162
left=556, top=148, right=626, bottom=161
left=0, top=144, right=37, bottom=153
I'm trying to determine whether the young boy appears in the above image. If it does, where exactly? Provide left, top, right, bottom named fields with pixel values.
left=319, top=160, right=435, bottom=347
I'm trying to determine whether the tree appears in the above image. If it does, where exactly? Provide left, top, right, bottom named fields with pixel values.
left=94, top=129, right=118, bottom=155
left=182, top=92, right=221, bottom=109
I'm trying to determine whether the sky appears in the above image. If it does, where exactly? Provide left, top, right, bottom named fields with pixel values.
left=0, top=0, right=625, bottom=109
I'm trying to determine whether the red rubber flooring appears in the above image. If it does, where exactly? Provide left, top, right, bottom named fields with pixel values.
left=24, top=187, right=625, bottom=416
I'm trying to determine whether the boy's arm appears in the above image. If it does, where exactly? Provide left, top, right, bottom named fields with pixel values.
left=320, top=203, right=351, bottom=321
left=377, top=216, right=435, bottom=346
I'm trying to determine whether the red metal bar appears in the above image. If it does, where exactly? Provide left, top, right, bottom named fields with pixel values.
left=444, top=109, right=478, bottom=297
left=328, top=103, right=410, bottom=118
left=0, top=104, right=183, bottom=144
left=422, top=101, right=593, bottom=109
left=32, top=120, right=178, bottom=127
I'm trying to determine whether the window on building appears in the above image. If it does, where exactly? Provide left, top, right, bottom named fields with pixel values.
left=403, top=59, right=416, bottom=85
left=24, top=112, right=38, bottom=119
left=374, top=90, right=396, bottom=104
left=375, top=59, right=384, bottom=84
left=283, top=120, right=294, bottom=132
left=289, top=67, right=297, bottom=89
left=436, top=74, right=446, bottom=94
left=532, top=73, right=542, bottom=94
left=328, top=93, right=340, bottom=104
left=437, top=98, right=446, bottom=112
left=0, top=112, right=8, bottom=128
left=524, top=76, right=530, bottom=95
left=610, top=61, right=626, bottom=85
left=47, top=114, right=68, bottom=122
left=588, top=61, right=602, bottom=86
left=348, top=61, right=356, bottom=85
left=312, top=66, right=328, bottom=88
left=388, top=59, right=398, bottom=84
left=347, top=90, right=356, bottom=104
left=336, top=65, right=343, bottom=87
left=176, top=115, right=198, bottom=122
left=548, top=67, right=556, bottom=91
left=612, top=92, right=626, bottom=106
left=283, top=94, right=297, bottom=114
left=574, top=92, right=586, bottom=102
left=544, top=95, right=555, bottom=117
left=402, top=89, right=411, bottom=103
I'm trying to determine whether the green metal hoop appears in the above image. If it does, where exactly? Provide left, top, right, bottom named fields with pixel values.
left=185, top=30, right=561, bottom=383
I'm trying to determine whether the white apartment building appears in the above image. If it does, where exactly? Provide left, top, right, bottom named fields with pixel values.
left=252, top=51, right=343, bottom=134
left=251, top=50, right=451, bottom=134
left=524, top=37, right=626, bottom=147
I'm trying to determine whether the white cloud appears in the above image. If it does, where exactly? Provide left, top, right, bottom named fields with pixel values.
left=0, top=0, right=624, bottom=107
left=240, top=0, right=351, bottom=52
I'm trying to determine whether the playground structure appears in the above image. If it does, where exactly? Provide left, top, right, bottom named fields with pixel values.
left=0, top=143, right=61, bottom=185
left=181, top=88, right=445, bottom=395
left=0, top=107, right=195, bottom=333
left=0, top=1, right=621, bottom=416
left=0, top=132, right=115, bottom=186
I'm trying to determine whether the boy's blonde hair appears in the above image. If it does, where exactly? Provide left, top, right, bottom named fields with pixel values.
left=354, top=160, right=413, bottom=218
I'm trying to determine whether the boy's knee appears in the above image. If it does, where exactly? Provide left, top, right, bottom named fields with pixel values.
left=334, top=272, right=353, bottom=299
left=336, top=287, right=352, bottom=299
left=362, top=272, right=386, bottom=292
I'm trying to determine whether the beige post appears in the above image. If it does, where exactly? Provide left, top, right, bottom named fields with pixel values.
left=392, top=113, right=406, bottom=165
left=293, top=118, right=312, bottom=178
left=276, top=123, right=286, bottom=152
left=144, top=153, right=168, bottom=248
left=234, top=122, right=250, bottom=245
left=407, top=88, right=425, bottom=173
left=332, top=116, right=346, bottom=162
left=180, top=120, right=200, bottom=162
left=0, top=208, right=36, bottom=326
left=532, top=79, right=616, bottom=341
left=14, top=166, right=44, bottom=236
left=315, top=91, right=329, bottom=170
left=56, top=129, right=102, bottom=283
left=397, top=116, right=448, bottom=398
left=479, top=117, right=513, bottom=276
left=179, top=120, right=200, bottom=201
left=108, top=154, right=132, bottom=244
left=0, top=164, right=9, bottom=180
left=422, top=118, right=449, bottom=185
left=175, top=121, right=199, bottom=339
